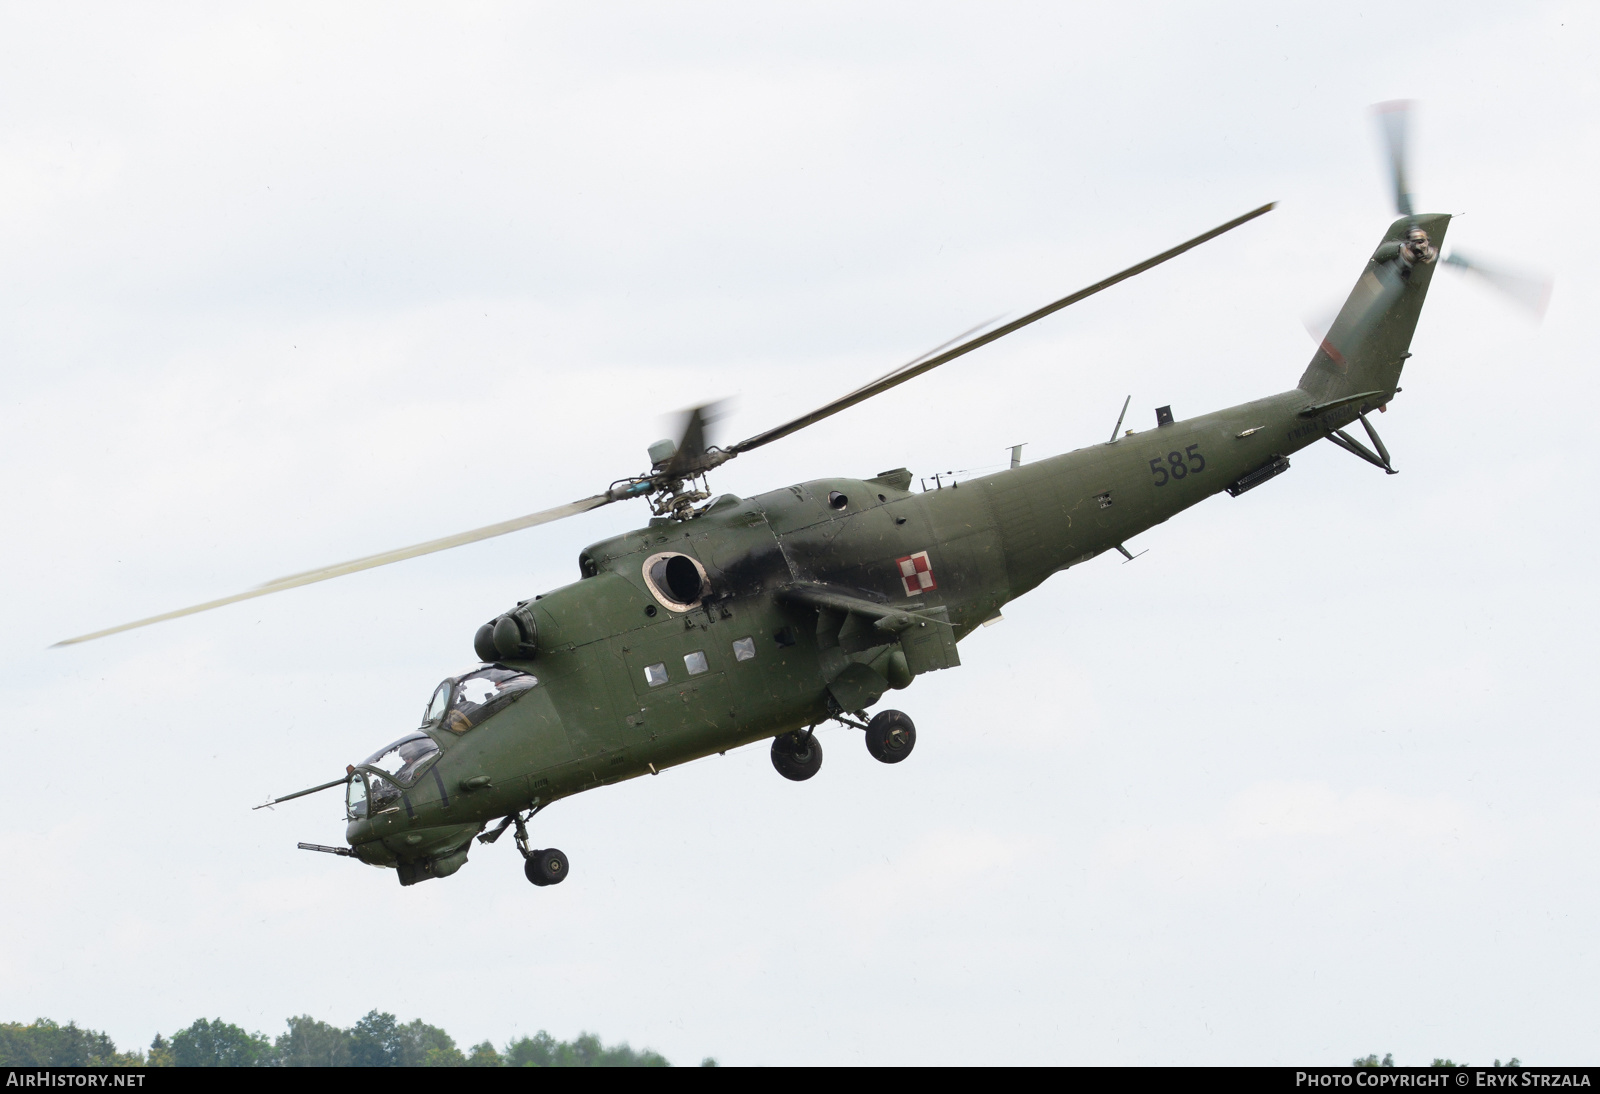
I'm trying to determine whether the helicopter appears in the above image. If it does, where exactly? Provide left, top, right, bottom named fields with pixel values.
left=57, top=103, right=1547, bottom=888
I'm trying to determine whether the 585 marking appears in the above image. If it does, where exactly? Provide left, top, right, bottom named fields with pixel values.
left=1149, top=444, right=1205, bottom=486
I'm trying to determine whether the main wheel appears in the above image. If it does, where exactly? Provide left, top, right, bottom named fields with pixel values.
left=865, top=709, right=916, bottom=763
left=524, top=848, right=569, bottom=886
left=770, top=731, right=823, bottom=781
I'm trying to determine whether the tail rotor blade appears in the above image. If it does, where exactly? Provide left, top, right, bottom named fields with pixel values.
left=1320, top=262, right=1405, bottom=364
left=1443, top=250, right=1553, bottom=318
left=1372, top=100, right=1416, bottom=218
left=1301, top=301, right=1341, bottom=344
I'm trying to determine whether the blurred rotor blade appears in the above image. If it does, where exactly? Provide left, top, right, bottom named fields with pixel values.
left=660, top=400, right=729, bottom=477
left=1321, top=262, right=1405, bottom=363
left=1301, top=300, right=1341, bottom=344
left=727, top=202, right=1276, bottom=456
left=1443, top=250, right=1553, bottom=318
left=52, top=493, right=615, bottom=647
left=1372, top=100, right=1416, bottom=218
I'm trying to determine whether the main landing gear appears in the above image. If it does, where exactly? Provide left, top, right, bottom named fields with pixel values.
left=770, top=709, right=918, bottom=780
left=481, top=807, right=570, bottom=887
left=771, top=730, right=823, bottom=781
left=864, top=709, right=916, bottom=763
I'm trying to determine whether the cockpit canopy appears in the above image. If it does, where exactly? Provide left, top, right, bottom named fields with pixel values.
left=348, top=732, right=442, bottom=819
left=364, top=732, right=441, bottom=786
left=425, top=666, right=539, bottom=735
left=347, top=667, right=539, bottom=821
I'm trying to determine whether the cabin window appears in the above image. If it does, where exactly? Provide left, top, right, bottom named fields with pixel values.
left=346, top=774, right=368, bottom=820
left=732, top=636, right=756, bottom=662
left=684, top=650, right=709, bottom=675
left=644, top=662, right=668, bottom=687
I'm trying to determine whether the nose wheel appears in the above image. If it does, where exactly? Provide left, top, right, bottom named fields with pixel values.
left=488, top=807, right=571, bottom=887
left=524, top=847, right=569, bottom=886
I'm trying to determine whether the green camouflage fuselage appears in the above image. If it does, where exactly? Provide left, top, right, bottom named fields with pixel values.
left=344, top=214, right=1448, bottom=881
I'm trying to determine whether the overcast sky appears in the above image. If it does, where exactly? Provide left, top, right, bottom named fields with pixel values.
left=2, top=1, right=1595, bottom=1066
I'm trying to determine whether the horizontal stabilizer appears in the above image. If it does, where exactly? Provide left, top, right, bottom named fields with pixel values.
left=1298, top=389, right=1390, bottom=418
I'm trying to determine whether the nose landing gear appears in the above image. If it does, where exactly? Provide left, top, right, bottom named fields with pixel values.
left=483, top=807, right=571, bottom=887
left=525, top=847, right=569, bottom=886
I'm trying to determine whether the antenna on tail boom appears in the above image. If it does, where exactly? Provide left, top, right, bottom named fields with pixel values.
left=1107, top=395, right=1132, bottom=444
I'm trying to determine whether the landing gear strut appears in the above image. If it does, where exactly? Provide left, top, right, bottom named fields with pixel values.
left=865, top=709, right=916, bottom=763
left=498, top=808, right=569, bottom=887
left=771, top=729, right=823, bottom=781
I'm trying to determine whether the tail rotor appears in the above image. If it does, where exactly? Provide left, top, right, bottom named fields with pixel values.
left=1371, top=100, right=1552, bottom=318
left=1303, top=99, right=1553, bottom=350
left=1441, top=249, right=1554, bottom=318
left=1372, top=100, right=1417, bottom=220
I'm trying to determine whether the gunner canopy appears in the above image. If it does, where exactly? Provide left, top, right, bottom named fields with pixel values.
left=357, top=732, right=441, bottom=816
left=364, top=733, right=440, bottom=787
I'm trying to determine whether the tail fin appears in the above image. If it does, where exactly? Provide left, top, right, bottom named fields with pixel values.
left=1298, top=214, right=1451, bottom=403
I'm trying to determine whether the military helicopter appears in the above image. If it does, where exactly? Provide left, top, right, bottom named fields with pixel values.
left=57, top=103, right=1547, bottom=888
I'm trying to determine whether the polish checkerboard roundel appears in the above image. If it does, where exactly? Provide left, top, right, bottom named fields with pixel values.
left=896, top=551, right=936, bottom=596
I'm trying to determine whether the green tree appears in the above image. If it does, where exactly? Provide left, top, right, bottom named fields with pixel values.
left=397, top=1018, right=459, bottom=1067
left=1353, top=1054, right=1394, bottom=1067
left=467, top=1042, right=502, bottom=1066
left=3, top=1015, right=692, bottom=1068
left=0, top=1019, right=128, bottom=1066
left=505, top=1030, right=558, bottom=1067
left=276, top=1015, right=353, bottom=1067
left=169, top=1018, right=272, bottom=1067
left=503, top=1029, right=667, bottom=1067
left=350, top=1010, right=401, bottom=1067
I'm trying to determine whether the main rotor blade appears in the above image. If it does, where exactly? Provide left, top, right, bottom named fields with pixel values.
left=52, top=493, right=614, bottom=647
left=727, top=202, right=1275, bottom=456
left=659, top=400, right=729, bottom=477
left=1373, top=100, right=1416, bottom=218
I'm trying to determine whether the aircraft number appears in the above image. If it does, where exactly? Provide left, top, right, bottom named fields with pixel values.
left=1149, top=444, right=1205, bottom=487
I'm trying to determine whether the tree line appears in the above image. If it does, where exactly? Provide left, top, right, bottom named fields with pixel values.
left=0, top=1013, right=713, bottom=1067
left=1354, top=1054, right=1523, bottom=1068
